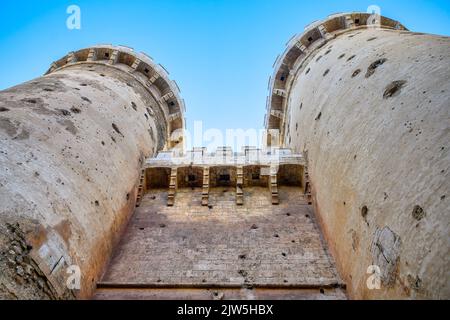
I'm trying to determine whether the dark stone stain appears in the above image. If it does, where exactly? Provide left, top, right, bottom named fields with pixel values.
left=0, top=107, right=9, bottom=112
left=0, top=117, right=30, bottom=140
left=70, top=107, right=81, bottom=114
left=58, top=120, right=77, bottom=135
left=57, top=109, right=71, bottom=116
left=0, top=221, right=75, bottom=299
left=323, top=69, right=330, bottom=77
left=361, top=206, right=369, bottom=226
left=361, top=206, right=368, bottom=218
left=4, top=77, right=68, bottom=95
left=22, top=98, right=37, bottom=104
left=53, top=220, right=72, bottom=244
left=371, top=227, right=401, bottom=286
left=407, top=274, right=422, bottom=291
left=351, top=230, right=359, bottom=251
left=315, top=112, right=322, bottom=121
left=0, top=117, right=18, bottom=136
left=15, top=129, right=30, bottom=140
left=352, top=69, right=361, bottom=77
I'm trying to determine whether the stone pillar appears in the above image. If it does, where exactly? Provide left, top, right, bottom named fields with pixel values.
left=266, top=13, right=450, bottom=299
left=0, top=45, right=185, bottom=299
left=202, top=167, right=210, bottom=206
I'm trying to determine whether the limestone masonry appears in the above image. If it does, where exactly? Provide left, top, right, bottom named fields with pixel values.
left=0, top=12, right=449, bottom=300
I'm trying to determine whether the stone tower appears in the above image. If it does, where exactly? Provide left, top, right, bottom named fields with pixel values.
left=265, top=13, right=449, bottom=299
left=0, top=45, right=185, bottom=299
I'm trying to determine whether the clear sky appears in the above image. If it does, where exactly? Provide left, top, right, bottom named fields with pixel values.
left=1, top=0, right=449, bottom=150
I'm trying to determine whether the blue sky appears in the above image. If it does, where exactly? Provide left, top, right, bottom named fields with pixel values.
left=1, top=0, right=449, bottom=150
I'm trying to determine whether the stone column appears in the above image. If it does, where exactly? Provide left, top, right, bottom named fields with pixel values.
left=0, top=45, right=185, bottom=299
left=266, top=13, right=450, bottom=299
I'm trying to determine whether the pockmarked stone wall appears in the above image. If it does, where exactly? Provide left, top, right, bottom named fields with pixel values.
left=266, top=13, right=450, bottom=299
left=0, top=45, right=184, bottom=299
left=98, top=186, right=345, bottom=300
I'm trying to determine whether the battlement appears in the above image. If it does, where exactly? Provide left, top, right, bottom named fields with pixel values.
left=138, top=147, right=311, bottom=207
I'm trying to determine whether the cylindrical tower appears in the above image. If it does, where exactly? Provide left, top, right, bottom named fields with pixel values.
left=0, top=45, right=185, bottom=299
left=266, top=13, right=449, bottom=299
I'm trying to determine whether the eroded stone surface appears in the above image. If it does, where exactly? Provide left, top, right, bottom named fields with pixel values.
left=371, top=227, right=401, bottom=286
left=100, top=187, right=343, bottom=289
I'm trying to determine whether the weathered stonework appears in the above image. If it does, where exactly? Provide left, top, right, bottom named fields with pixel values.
left=371, top=227, right=402, bottom=287
left=0, top=45, right=184, bottom=299
left=266, top=12, right=450, bottom=299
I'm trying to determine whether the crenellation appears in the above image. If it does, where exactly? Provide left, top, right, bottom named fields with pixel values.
left=0, top=9, right=447, bottom=301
